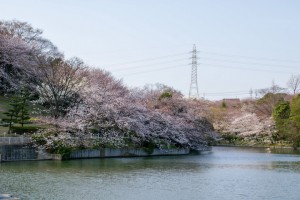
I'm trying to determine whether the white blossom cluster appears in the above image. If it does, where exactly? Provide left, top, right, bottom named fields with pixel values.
left=0, top=20, right=61, bottom=93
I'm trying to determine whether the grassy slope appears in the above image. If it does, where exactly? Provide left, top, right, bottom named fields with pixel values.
left=0, top=96, right=12, bottom=119
left=0, top=96, right=12, bottom=134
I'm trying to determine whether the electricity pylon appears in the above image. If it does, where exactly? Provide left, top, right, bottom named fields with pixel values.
left=189, top=44, right=199, bottom=99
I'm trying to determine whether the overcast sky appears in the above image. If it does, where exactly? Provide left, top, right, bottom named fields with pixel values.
left=1, top=0, right=300, bottom=99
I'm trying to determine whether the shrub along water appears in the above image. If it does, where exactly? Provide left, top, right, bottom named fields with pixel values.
left=272, top=95, right=300, bottom=147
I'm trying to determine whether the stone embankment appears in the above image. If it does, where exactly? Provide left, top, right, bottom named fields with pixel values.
left=0, top=145, right=53, bottom=162
left=0, top=142, right=190, bottom=162
left=68, top=148, right=190, bottom=159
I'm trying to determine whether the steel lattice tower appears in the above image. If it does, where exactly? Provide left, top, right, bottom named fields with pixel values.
left=189, top=44, right=199, bottom=99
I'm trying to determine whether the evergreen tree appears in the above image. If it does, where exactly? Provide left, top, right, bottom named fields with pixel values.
left=289, top=95, right=300, bottom=147
left=272, top=95, right=300, bottom=147
left=17, top=87, right=31, bottom=127
left=3, top=96, right=22, bottom=134
left=17, top=101, right=30, bottom=127
left=272, top=101, right=290, bottom=141
left=3, top=87, right=31, bottom=133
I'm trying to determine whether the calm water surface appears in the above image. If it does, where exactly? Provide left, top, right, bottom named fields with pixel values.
left=1, top=146, right=300, bottom=200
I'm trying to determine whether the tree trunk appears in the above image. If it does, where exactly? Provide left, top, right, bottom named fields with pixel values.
left=8, top=114, right=13, bottom=134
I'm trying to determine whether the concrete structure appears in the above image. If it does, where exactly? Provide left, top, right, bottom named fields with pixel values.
left=0, top=137, right=31, bottom=145
left=69, top=148, right=190, bottom=159
left=0, top=144, right=190, bottom=162
left=0, top=145, right=53, bottom=162
left=0, top=145, right=37, bottom=161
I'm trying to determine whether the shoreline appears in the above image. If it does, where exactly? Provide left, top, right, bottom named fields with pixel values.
left=0, top=146, right=191, bottom=162
left=214, top=144, right=298, bottom=150
left=1, top=144, right=298, bottom=163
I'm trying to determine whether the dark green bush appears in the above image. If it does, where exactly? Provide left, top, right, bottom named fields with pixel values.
left=143, top=141, right=156, bottom=154
left=159, top=91, right=172, bottom=100
left=50, top=141, right=72, bottom=160
left=10, top=126, right=41, bottom=134
left=221, top=101, right=227, bottom=108
left=272, top=101, right=290, bottom=120
left=2, top=118, right=18, bottom=123
left=222, top=133, right=239, bottom=143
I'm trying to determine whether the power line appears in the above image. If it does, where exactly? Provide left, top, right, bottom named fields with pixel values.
left=199, top=50, right=300, bottom=64
left=200, top=63, right=298, bottom=74
left=103, top=52, right=189, bottom=68
left=199, top=57, right=299, bottom=69
left=110, top=58, right=188, bottom=72
left=201, top=90, right=249, bottom=95
left=114, top=61, right=297, bottom=77
left=100, top=48, right=300, bottom=77
left=203, top=93, right=249, bottom=96
left=116, top=62, right=297, bottom=77
left=198, top=90, right=250, bottom=97
left=101, top=49, right=299, bottom=72
left=120, top=64, right=186, bottom=76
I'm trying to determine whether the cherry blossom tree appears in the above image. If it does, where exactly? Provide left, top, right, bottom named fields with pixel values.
left=0, top=20, right=218, bottom=151
left=59, top=74, right=217, bottom=150
left=0, top=20, right=62, bottom=94
left=0, top=20, right=60, bottom=57
left=0, top=35, right=36, bottom=93
left=35, top=57, right=88, bottom=118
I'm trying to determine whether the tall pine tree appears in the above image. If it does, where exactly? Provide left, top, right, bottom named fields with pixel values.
left=3, top=96, right=22, bottom=134
left=3, top=87, right=31, bottom=133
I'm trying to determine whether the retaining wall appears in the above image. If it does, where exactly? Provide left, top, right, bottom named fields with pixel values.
left=0, top=137, right=31, bottom=145
left=69, top=148, right=190, bottom=159
left=0, top=145, right=37, bottom=161
left=0, top=146, right=190, bottom=162
left=0, top=145, right=53, bottom=162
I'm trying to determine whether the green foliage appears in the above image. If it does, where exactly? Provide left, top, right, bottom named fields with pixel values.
left=50, top=141, right=72, bottom=159
left=257, top=93, right=285, bottom=105
left=272, top=95, right=300, bottom=147
left=142, top=141, right=156, bottom=154
left=272, top=101, right=290, bottom=120
left=10, top=126, right=41, bottom=134
left=221, top=101, right=227, bottom=108
left=290, top=95, right=300, bottom=127
left=288, top=95, right=300, bottom=147
left=0, top=119, right=12, bottom=127
left=222, top=133, right=240, bottom=144
left=0, top=97, right=11, bottom=123
left=2, top=87, right=31, bottom=133
left=272, top=101, right=291, bottom=141
left=2, top=118, right=18, bottom=123
left=3, top=96, right=21, bottom=133
left=16, top=88, right=31, bottom=126
left=159, top=91, right=172, bottom=100
left=32, top=135, right=47, bottom=145
left=255, top=93, right=287, bottom=116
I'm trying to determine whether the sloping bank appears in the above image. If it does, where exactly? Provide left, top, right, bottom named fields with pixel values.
left=0, top=145, right=191, bottom=162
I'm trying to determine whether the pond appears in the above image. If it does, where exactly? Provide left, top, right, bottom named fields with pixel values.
left=1, top=146, right=300, bottom=200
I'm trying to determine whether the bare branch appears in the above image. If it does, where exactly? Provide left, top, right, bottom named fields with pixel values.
left=287, top=74, right=300, bottom=95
